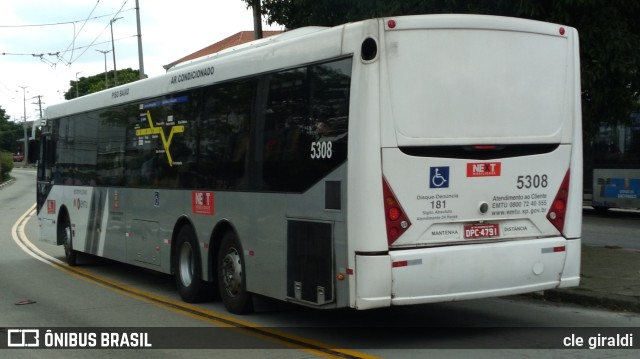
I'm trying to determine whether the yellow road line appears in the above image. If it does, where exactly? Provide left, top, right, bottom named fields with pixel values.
left=11, top=205, right=380, bottom=359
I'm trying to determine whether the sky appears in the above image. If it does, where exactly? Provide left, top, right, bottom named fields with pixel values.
left=0, top=0, right=282, bottom=121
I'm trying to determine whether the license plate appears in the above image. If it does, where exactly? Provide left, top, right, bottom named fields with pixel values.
left=463, top=223, right=500, bottom=239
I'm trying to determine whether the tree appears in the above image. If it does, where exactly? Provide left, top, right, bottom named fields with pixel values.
left=0, top=105, right=20, bottom=180
left=247, top=0, right=640, bottom=139
left=0, top=105, right=22, bottom=154
left=65, top=68, right=142, bottom=100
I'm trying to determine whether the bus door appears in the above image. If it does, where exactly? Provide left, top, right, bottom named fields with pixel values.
left=37, top=131, right=56, bottom=216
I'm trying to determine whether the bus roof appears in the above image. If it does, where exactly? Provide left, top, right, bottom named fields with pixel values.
left=45, top=14, right=576, bottom=120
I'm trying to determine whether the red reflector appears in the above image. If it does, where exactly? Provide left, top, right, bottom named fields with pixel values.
left=547, top=171, right=570, bottom=233
left=559, top=27, right=565, bottom=36
left=388, top=207, right=401, bottom=221
left=554, top=246, right=566, bottom=253
left=553, top=199, right=566, bottom=212
left=382, top=177, right=411, bottom=246
left=473, top=145, right=497, bottom=150
left=392, top=260, right=408, bottom=268
left=388, top=20, right=396, bottom=29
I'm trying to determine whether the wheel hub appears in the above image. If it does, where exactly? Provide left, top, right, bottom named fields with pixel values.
left=178, top=242, right=194, bottom=287
left=221, top=248, right=242, bottom=297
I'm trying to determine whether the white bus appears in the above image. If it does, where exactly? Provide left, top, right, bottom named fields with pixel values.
left=37, top=14, right=582, bottom=314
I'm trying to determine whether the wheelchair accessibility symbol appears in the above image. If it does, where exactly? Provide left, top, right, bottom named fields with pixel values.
left=430, top=166, right=449, bottom=188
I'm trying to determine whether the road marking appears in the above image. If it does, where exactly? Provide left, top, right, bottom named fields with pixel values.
left=11, top=205, right=380, bottom=359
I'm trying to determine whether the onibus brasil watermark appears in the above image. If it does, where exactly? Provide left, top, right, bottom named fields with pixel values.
left=7, top=329, right=152, bottom=349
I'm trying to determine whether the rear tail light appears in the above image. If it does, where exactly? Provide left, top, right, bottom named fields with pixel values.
left=382, top=177, right=411, bottom=245
left=547, top=170, right=570, bottom=233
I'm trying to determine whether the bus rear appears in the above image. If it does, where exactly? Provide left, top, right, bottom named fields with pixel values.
left=349, top=15, right=582, bottom=309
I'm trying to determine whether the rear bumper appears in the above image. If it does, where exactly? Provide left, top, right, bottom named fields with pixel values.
left=355, top=237, right=580, bottom=309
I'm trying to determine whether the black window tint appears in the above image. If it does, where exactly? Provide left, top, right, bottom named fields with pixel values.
left=199, top=80, right=256, bottom=190
left=54, top=116, right=72, bottom=185
left=97, top=107, right=127, bottom=186
left=262, top=68, right=308, bottom=190
left=261, top=57, right=352, bottom=192
left=53, top=114, right=99, bottom=186
left=48, top=57, right=351, bottom=194
left=73, top=113, right=99, bottom=185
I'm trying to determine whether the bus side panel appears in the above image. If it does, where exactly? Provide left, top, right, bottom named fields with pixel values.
left=63, top=186, right=94, bottom=255
left=592, top=169, right=640, bottom=210
left=38, top=185, right=63, bottom=245
left=124, top=188, right=185, bottom=273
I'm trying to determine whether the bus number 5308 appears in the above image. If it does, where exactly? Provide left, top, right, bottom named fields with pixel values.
left=311, top=141, right=333, bottom=159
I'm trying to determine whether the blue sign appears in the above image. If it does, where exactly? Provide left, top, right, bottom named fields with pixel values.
left=430, top=166, right=449, bottom=188
left=603, top=178, right=639, bottom=199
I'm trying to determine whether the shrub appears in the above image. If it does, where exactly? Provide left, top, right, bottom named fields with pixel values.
left=0, top=151, right=14, bottom=182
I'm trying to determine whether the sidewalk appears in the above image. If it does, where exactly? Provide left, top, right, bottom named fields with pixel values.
left=540, top=245, right=640, bottom=312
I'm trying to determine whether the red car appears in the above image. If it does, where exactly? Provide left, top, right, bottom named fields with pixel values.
left=13, top=153, right=24, bottom=162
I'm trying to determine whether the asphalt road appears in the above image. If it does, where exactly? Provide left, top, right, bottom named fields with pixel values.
left=582, top=207, right=640, bottom=249
left=2, top=169, right=639, bottom=358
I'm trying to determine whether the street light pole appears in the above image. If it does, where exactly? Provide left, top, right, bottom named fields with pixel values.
left=18, top=86, right=28, bottom=164
left=75, top=71, right=82, bottom=98
left=96, top=49, right=111, bottom=89
left=110, top=17, right=123, bottom=86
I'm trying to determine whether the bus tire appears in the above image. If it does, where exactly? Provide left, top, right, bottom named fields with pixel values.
left=175, top=225, right=210, bottom=303
left=59, top=214, right=77, bottom=266
left=217, top=231, right=253, bottom=314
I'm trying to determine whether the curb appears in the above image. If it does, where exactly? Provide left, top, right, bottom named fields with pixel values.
left=538, top=289, right=640, bottom=313
left=0, top=178, right=15, bottom=189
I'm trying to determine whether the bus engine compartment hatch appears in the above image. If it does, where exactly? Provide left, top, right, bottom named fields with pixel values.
left=287, top=220, right=334, bottom=305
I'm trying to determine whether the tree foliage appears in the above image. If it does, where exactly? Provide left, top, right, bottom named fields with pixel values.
left=0, top=106, right=22, bottom=154
left=0, top=105, right=19, bottom=180
left=0, top=151, right=14, bottom=181
left=65, top=68, right=141, bottom=100
left=247, top=0, right=640, bottom=138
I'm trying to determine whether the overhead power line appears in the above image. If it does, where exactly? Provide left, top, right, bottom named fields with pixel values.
left=1, top=35, right=137, bottom=66
left=0, top=3, right=135, bottom=66
left=0, top=8, right=133, bottom=28
left=60, top=0, right=130, bottom=66
left=59, top=0, right=102, bottom=66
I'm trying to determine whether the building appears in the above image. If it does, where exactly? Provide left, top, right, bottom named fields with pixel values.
left=163, top=30, right=283, bottom=70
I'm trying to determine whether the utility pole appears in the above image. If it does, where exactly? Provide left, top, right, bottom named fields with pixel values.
left=32, top=95, right=44, bottom=120
left=252, top=0, right=263, bottom=40
left=32, top=95, right=45, bottom=140
left=135, top=0, right=145, bottom=79
left=18, top=86, right=28, bottom=164
left=96, top=49, right=111, bottom=88
left=110, top=17, right=123, bottom=86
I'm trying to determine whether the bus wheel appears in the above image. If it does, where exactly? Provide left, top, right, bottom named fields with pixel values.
left=59, top=215, right=77, bottom=266
left=175, top=226, right=209, bottom=303
left=217, top=232, right=253, bottom=314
